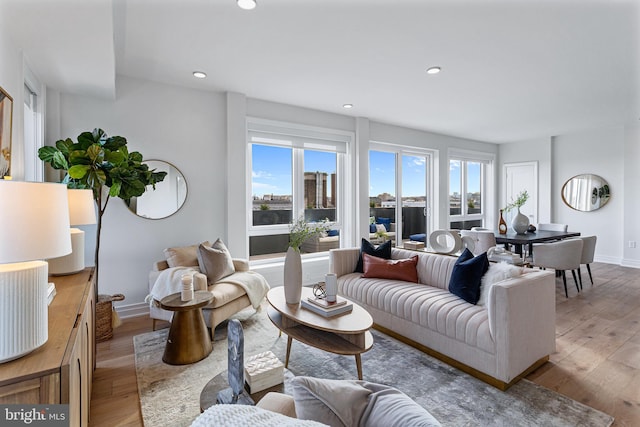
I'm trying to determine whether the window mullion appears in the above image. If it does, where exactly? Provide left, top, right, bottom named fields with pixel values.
left=292, top=147, right=305, bottom=220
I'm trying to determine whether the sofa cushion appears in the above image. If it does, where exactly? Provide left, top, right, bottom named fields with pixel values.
left=362, top=253, right=418, bottom=283
left=164, top=241, right=211, bottom=268
left=339, top=273, right=494, bottom=353
left=327, top=229, right=340, bottom=237
left=207, top=280, right=247, bottom=308
left=355, top=239, right=392, bottom=273
left=369, top=223, right=377, bottom=233
left=478, top=262, right=523, bottom=306
left=197, top=239, right=235, bottom=284
left=377, top=217, right=392, bottom=232
left=448, top=248, right=489, bottom=305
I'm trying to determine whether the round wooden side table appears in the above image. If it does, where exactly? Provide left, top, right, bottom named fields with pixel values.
left=159, top=290, right=213, bottom=365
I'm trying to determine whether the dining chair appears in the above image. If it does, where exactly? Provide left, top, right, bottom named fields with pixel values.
left=537, top=223, right=568, bottom=232
left=529, top=223, right=570, bottom=258
left=459, top=230, right=497, bottom=256
left=576, top=236, right=597, bottom=289
left=532, top=239, right=583, bottom=298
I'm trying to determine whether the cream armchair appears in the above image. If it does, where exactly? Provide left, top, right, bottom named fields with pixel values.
left=148, top=241, right=269, bottom=339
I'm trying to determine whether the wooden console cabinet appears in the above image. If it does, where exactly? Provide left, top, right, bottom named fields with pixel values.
left=0, top=268, right=95, bottom=427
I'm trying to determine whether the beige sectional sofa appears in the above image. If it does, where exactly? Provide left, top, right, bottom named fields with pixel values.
left=329, top=247, right=556, bottom=389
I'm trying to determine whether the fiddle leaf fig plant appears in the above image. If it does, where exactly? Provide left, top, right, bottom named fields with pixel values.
left=38, top=128, right=167, bottom=291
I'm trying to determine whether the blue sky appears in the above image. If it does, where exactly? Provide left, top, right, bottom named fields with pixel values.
left=450, top=160, right=481, bottom=196
left=252, top=146, right=337, bottom=197
left=251, top=145, right=478, bottom=198
left=368, top=151, right=426, bottom=197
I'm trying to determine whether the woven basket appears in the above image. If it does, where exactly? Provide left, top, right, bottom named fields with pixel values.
left=96, top=293, right=125, bottom=342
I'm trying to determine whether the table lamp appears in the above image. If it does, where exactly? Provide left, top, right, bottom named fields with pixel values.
left=0, top=181, right=71, bottom=363
left=48, top=189, right=97, bottom=275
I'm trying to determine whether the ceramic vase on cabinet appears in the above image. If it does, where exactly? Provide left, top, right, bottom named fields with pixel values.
left=511, top=208, right=530, bottom=235
left=283, top=247, right=302, bottom=305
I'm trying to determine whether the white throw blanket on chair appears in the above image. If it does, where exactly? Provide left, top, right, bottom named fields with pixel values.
left=146, top=267, right=269, bottom=309
left=216, top=270, right=269, bottom=309
left=146, top=267, right=200, bottom=305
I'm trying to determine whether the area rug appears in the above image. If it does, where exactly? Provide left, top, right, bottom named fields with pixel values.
left=134, top=307, right=614, bottom=427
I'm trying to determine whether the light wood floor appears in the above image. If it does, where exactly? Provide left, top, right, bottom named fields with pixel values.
left=89, top=262, right=640, bottom=426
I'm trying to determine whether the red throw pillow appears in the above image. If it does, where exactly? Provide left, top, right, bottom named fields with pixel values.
left=362, top=253, right=419, bottom=283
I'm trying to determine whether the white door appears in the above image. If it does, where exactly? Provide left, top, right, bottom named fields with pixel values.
left=503, top=162, right=538, bottom=225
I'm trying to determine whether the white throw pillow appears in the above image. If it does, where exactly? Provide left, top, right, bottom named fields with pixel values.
left=375, top=224, right=387, bottom=234
left=478, top=262, right=523, bottom=306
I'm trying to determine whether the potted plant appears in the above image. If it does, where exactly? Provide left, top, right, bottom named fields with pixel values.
left=283, top=216, right=330, bottom=304
left=504, top=190, right=530, bottom=234
left=288, top=216, right=330, bottom=251
left=38, top=128, right=167, bottom=338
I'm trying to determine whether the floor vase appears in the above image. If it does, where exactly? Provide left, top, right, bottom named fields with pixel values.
left=283, top=247, right=302, bottom=305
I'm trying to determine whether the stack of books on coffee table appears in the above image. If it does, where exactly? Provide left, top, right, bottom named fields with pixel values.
left=301, top=296, right=353, bottom=318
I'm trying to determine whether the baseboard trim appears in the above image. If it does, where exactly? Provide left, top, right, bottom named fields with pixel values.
left=594, top=255, right=623, bottom=265
left=372, top=323, right=549, bottom=391
left=116, top=302, right=150, bottom=319
left=620, top=258, right=640, bottom=269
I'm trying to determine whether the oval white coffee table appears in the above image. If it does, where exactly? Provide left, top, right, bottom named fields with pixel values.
left=266, top=287, right=373, bottom=380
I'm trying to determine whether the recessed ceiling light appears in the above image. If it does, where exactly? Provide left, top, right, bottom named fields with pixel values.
left=193, top=71, right=207, bottom=79
left=343, top=104, right=353, bottom=109
left=426, top=66, right=441, bottom=75
left=237, top=0, right=257, bottom=10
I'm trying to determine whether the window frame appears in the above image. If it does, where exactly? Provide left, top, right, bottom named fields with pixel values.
left=369, top=141, right=435, bottom=247
left=448, top=148, right=495, bottom=229
left=247, top=118, right=352, bottom=262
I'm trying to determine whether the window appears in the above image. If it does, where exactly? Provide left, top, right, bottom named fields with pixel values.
left=369, top=143, right=433, bottom=246
left=449, top=150, right=493, bottom=230
left=23, top=80, right=44, bottom=182
left=248, top=120, right=349, bottom=259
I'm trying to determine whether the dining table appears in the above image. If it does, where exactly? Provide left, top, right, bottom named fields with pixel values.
left=494, top=229, right=581, bottom=258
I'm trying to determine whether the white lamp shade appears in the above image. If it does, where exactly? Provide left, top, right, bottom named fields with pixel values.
left=0, top=181, right=72, bottom=264
left=67, top=189, right=97, bottom=225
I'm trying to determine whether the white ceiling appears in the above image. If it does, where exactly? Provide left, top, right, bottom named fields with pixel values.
left=2, top=0, right=639, bottom=143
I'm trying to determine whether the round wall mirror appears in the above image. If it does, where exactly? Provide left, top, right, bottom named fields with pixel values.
left=124, top=160, right=187, bottom=219
left=561, top=173, right=610, bottom=212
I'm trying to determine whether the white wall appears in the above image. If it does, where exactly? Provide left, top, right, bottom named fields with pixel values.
left=623, top=125, right=640, bottom=267
left=499, top=137, right=552, bottom=223
left=500, top=127, right=633, bottom=265
left=0, top=20, right=25, bottom=180
left=52, top=76, right=227, bottom=316
left=552, top=127, right=624, bottom=264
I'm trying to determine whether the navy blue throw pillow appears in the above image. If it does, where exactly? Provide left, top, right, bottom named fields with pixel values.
left=327, top=229, right=340, bottom=237
left=354, top=238, right=392, bottom=273
left=369, top=224, right=377, bottom=233
left=448, top=248, right=489, bottom=305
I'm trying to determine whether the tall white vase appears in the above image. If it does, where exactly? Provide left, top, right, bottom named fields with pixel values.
left=511, top=208, right=530, bottom=235
left=283, top=246, right=302, bottom=305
